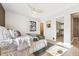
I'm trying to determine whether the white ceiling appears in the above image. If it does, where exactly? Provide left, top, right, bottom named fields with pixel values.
left=2, top=3, right=79, bottom=17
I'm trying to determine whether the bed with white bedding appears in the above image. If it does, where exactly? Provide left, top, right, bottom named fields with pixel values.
left=0, top=37, right=47, bottom=56
left=0, top=26, right=32, bottom=48
left=0, top=26, right=47, bottom=56
left=0, top=35, right=33, bottom=54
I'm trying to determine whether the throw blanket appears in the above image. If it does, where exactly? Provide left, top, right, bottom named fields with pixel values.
left=13, top=35, right=32, bottom=50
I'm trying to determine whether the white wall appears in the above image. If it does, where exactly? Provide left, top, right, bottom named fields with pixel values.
left=5, top=4, right=79, bottom=45
left=5, top=11, right=40, bottom=35
left=51, top=4, right=79, bottom=45
left=44, top=17, right=56, bottom=41
left=43, top=4, right=79, bottom=45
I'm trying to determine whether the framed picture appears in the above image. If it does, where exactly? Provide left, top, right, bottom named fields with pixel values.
left=46, top=20, right=51, bottom=28
left=47, top=24, right=51, bottom=28
left=30, top=21, right=36, bottom=31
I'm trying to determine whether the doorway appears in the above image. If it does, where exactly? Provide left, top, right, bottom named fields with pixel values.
left=56, top=17, right=64, bottom=43
left=71, top=13, right=79, bottom=47
left=40, top=23, right=44, bottom=35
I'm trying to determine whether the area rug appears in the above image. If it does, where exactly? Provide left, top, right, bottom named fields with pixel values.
left=46, top=45, right=69, bottom=56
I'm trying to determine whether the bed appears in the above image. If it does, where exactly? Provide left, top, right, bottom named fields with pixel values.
left=0, top=26, right=47, bottom=56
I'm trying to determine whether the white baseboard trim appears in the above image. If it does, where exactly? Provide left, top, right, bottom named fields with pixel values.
left=63, top=43, right=73, bottom=49
left=56, top=42, right=73, bottom=49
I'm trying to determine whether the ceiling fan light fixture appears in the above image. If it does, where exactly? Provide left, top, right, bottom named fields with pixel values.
left=27, top=4, right=43, bottom=13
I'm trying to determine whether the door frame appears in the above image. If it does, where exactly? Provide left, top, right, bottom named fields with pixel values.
left=71, top=14, right=73, bottom=43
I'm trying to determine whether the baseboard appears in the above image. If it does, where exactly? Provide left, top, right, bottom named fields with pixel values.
left=56, top=42, right=73, bottom=49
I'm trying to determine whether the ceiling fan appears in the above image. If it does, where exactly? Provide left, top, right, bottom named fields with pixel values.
left=27, top=4, right=43, bottom=13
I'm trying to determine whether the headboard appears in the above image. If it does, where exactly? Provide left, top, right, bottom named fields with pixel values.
left=0, top=4, right=5, bottom=26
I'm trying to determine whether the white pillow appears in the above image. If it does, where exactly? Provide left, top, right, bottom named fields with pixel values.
left=8, top=29, right=15, bottom=38
left=8, top=29, right=19, bottom=39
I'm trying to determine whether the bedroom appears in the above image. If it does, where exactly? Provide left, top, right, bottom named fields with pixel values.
left=0, top=3, right=79, bottom=56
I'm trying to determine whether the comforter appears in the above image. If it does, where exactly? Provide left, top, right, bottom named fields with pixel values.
left=13, top=35, right=33, bottom=50
left=0, top=35, right=33, bottom=51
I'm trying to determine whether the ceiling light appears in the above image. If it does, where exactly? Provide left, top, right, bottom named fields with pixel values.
left=27, top=4, right=43, bottom=13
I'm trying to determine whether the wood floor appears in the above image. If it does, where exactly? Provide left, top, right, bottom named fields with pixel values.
left=56, top=36, right=64, bottom=43
left=30, top=38, right=79, bottom=56
left=63, top=38, right=79, bottom=56
left=42, top=38, right=79, bottom=56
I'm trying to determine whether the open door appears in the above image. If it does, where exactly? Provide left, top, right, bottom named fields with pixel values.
left=40, top=23, right=44, bottom=35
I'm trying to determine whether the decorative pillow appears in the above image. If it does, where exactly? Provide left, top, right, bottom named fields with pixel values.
left=33, top=37, right=39, bottom=41
left=8, top=29, right=21, bottom=39
left=8, top=29, right=15, bottom=39
left=36, top=34, right=45, bottom=40
left=16, top=31, right=21, bottom=37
